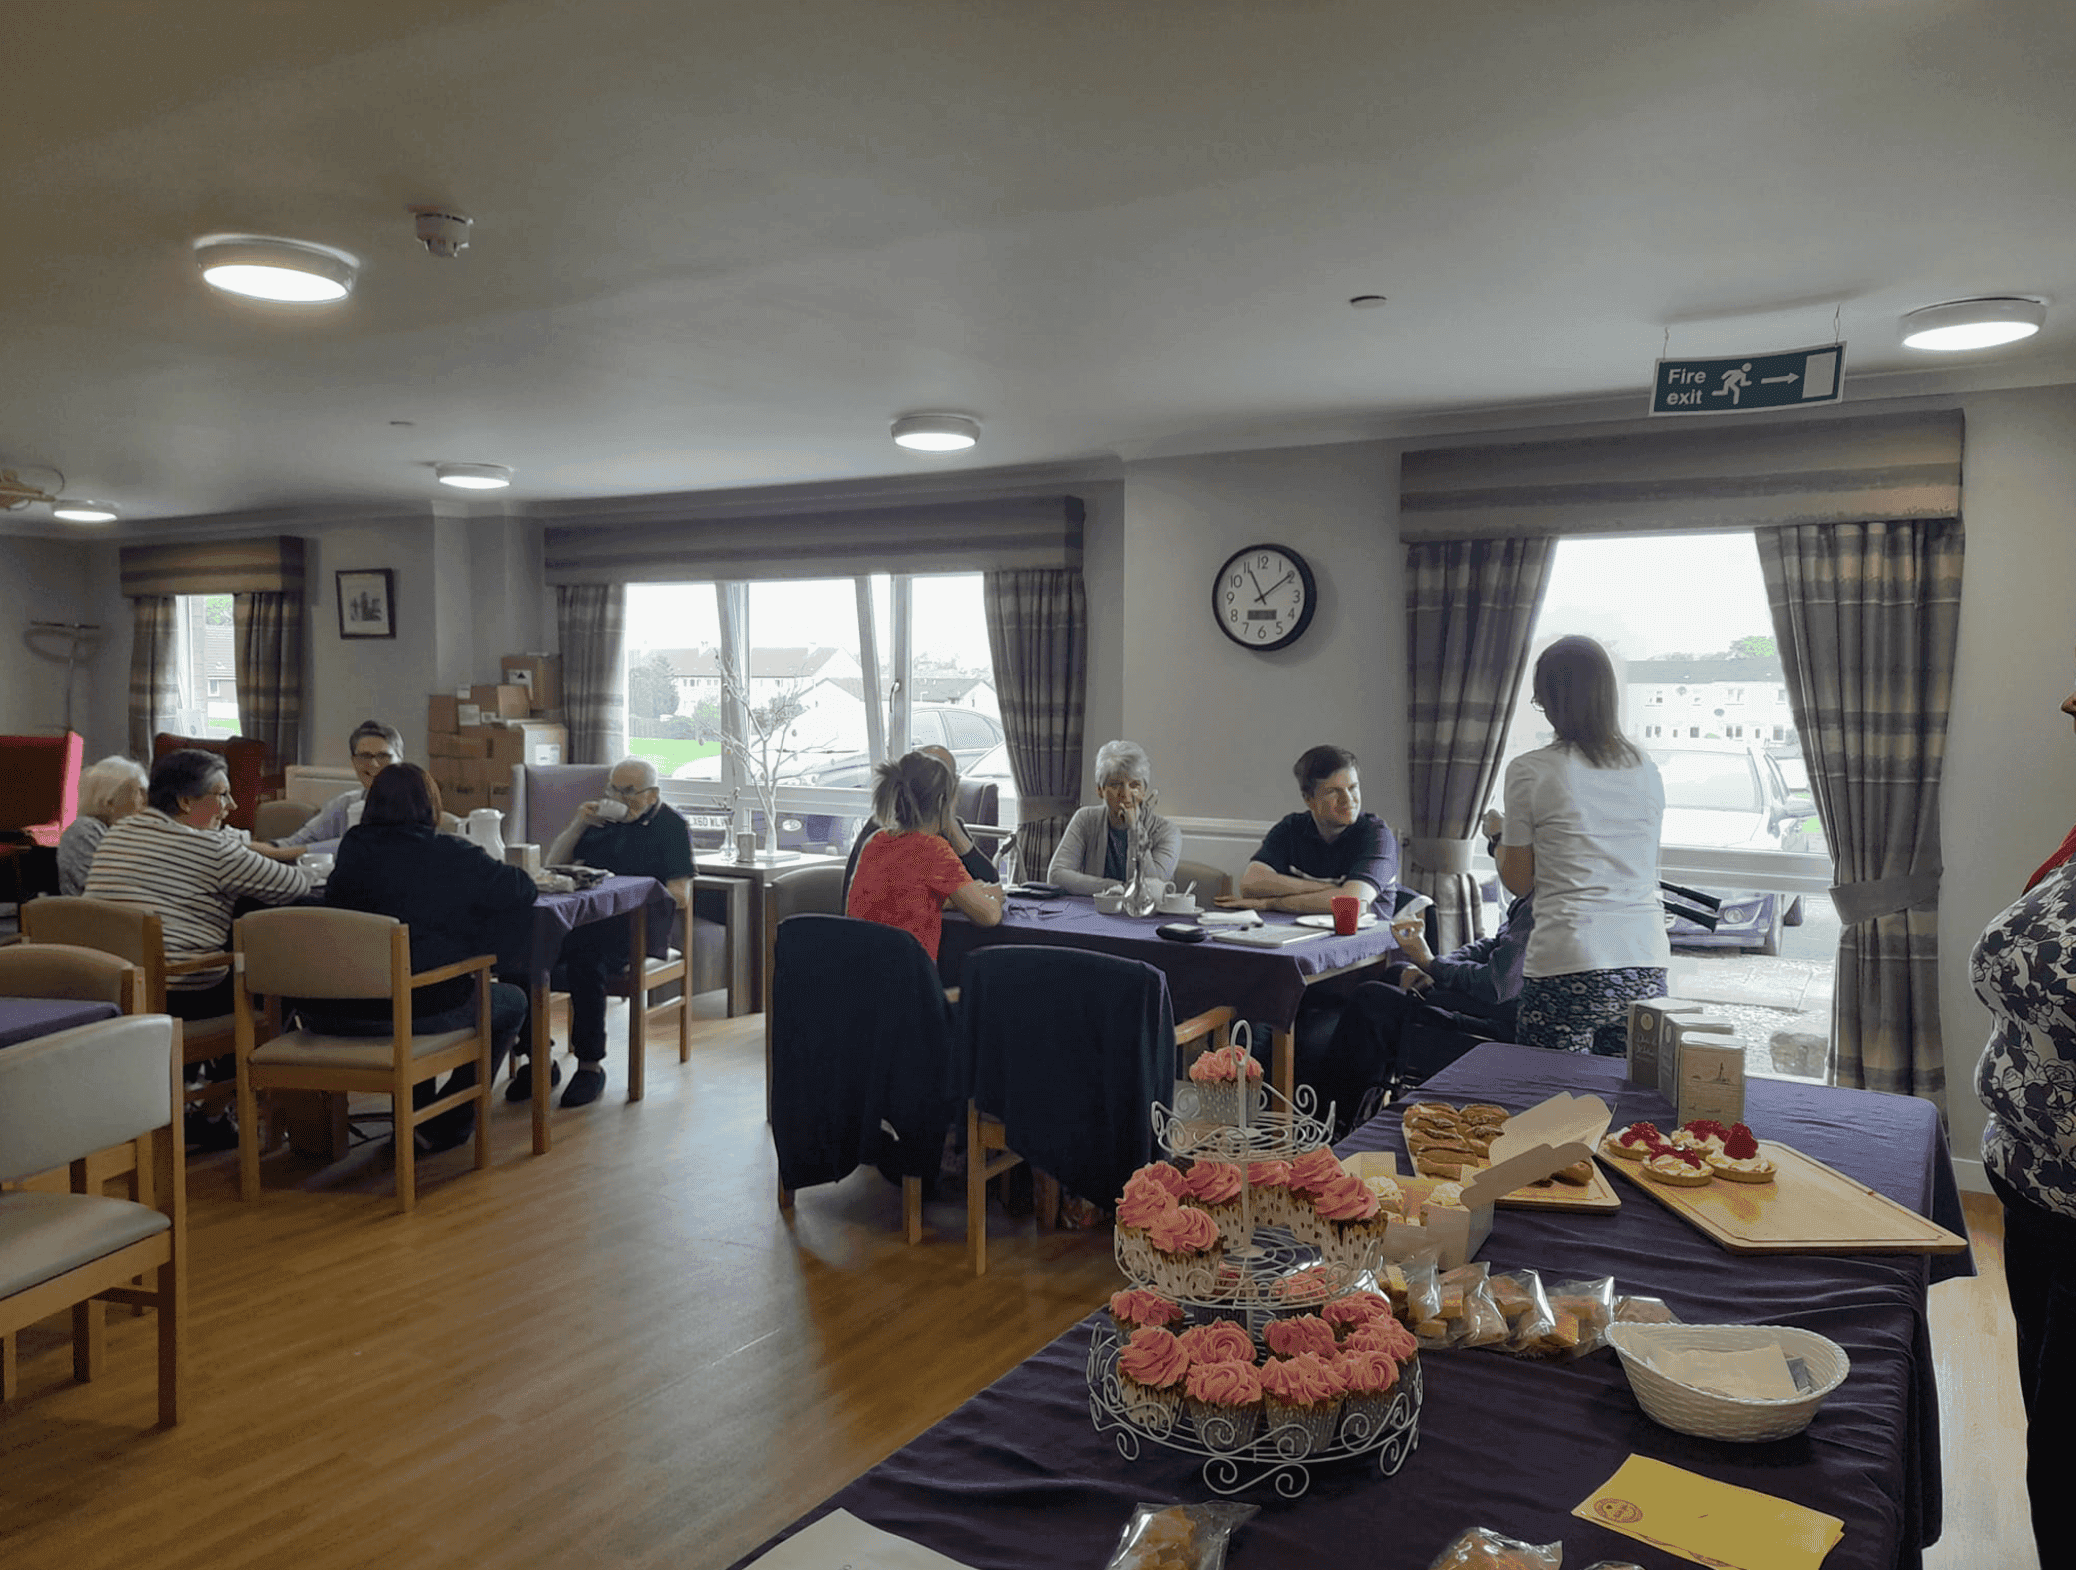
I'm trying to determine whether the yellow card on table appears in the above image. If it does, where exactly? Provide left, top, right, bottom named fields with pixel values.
left=1574, top=1454, right=1845, bottom=1570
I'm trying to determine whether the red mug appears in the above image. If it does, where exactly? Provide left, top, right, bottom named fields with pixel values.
left=1330, top=894, right=1361, bottom=936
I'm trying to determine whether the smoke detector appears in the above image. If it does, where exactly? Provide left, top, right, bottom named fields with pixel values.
left=410, top=207, right=473, bottom=258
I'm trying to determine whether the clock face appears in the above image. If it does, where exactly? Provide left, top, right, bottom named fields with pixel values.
left=1213, top=544, right=1316, bottom=651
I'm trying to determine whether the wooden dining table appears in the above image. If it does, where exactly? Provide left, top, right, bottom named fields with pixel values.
left=938, top=895, right=1403, bottom=1102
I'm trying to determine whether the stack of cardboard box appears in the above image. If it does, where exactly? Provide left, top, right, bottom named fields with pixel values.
left=426, top=653, right=569, bottom=816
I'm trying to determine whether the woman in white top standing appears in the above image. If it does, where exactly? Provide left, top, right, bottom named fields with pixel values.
left=1494, top=635, right=1669, bottom=1055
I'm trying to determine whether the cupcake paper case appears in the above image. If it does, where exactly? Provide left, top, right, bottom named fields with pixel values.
left=1115, top=1326, right=1190, bottom=1435
left=1258, top=1351, right=1345, bottom=1457
left=1184, top=1358, right=1263, bottom=1452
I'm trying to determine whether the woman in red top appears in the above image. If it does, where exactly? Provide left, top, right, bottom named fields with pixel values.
left=846, top=751, right=1005, bottom=960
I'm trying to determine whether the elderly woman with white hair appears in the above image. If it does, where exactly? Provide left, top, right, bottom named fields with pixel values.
left=1047, top=739, right=1181, bottom=895
left=57, top=754, right=150, bottom=895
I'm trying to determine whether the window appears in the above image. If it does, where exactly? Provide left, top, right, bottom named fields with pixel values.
left=1488, top=532, right=1834, bottom=1082
left=1647, top=690, right=1664, bottom=706
left=172, top=594, right=239, bottom=735
left=624, top=573, right=1012, bottom=857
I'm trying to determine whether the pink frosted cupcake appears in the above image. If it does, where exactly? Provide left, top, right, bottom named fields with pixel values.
left=1133, top=1161, right=1191, bottom=1200
left=1258, top=1351, right=1345, bottom=1456
left=1344, top=1314, right=1420, bottom=1366
left=1181, top=1160, right=1249, bottom=1247
left=1285, top=1147, right=1347, bottom=1245
left=1114, top=1169, right=1180, bottom=1279
left=1320, top=1292, right=1394, bottom=1341
left=1272, top=1264, right=1334, bottom=1314
left=1311, top=1172, right=1389, bottom=1268
left=1177, top=1318, right=1257, bottom=1366
left=1333, top=1347, right=1402, bottom=1441
left=1263, top=1314, right=1338, bottom=1361
left=1184, top=1357, right=1263, bottom=1451
left=1145, top=1205, right=1223, bottom=1299
left=1247, top=1158, right=1296, bottom=1230
left=1109, top=1288, right=1185, bottom=1337
left=1186, top=1044, right=1263, bottom=1124
left=1114, top=1326, right=1190, bottom=1434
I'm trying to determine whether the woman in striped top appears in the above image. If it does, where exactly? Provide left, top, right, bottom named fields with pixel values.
left=84, top=747, right=314, bottom=1020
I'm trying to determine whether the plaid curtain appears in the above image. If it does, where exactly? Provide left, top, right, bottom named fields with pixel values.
left=232, top=590, right=304, bottom=774
left=1403, top=538, right=1552, bottom=951
left=556, top=583, right=627, bottom=766
left=984, top=569, right=1087, bottom=877
left=126, top=596, right=181, bottom=759
left=1756, top=518, right=1964, bottom=1109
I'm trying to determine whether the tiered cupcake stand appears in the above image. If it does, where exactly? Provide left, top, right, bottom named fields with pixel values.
left=1086, top=1074, right=1422, bottom=1498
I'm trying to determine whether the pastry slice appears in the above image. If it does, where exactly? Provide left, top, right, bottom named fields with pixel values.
left=1599, top=1121, right=1662, bottom=1162
left=1705, top=1123, right=1776, bottom=1183
left=1641, top=1149, right=1713, bottom=1187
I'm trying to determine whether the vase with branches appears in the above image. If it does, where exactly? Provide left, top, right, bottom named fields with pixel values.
left=717, top=651, right=814, bottom=860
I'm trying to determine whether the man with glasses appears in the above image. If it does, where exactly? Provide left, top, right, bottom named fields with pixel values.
left=272, top=719, right=406, bottom=851
left=527, top=757, right=696, bottom=1107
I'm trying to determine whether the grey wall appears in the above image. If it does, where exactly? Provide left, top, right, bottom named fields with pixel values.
left=0, top=534, right=100, bottom=743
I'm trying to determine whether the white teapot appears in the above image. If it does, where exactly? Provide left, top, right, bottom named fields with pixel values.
left=465, top=807, right=507, bottom=862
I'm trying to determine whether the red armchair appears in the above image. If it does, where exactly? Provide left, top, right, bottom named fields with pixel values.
left=0, top=731, right=81, bottom=901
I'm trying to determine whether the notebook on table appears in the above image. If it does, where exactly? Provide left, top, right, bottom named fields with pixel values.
left=1209, top=923, right=1330, bottom=948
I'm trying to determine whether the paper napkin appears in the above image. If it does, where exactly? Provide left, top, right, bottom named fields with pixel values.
left=741, top=1509, right=977, bottom=1570
left=1574, top=1455, right=1845, bottom=1570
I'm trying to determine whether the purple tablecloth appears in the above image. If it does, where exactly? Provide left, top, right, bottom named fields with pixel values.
left=497, top=874, right=672, bottom=982
left=0, top=997, right=121, bottom=1049
left=736, top=1044, right=1970, bottom=1570
left=939, top=898, right=1399, bottom=1026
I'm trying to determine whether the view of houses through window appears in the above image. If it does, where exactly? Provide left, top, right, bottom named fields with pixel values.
left=1493, top=533, right=1835, bottom=1083
left=171, top=593, right=239, bottom=736
left=624, top=574, right=1010, bottom=857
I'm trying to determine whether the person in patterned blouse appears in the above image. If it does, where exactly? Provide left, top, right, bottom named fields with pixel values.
left=1971, top=672, right=2076, bottom=1561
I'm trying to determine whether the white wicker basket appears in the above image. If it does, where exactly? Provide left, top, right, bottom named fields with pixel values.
left=1608, top=1323, right=1850, bottom=1443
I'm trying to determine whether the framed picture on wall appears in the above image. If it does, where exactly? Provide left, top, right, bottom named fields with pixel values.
left=336, top=568, right=396, bottom=639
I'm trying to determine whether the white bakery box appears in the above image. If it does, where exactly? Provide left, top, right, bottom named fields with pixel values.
left=1346, top=1093, right=1615, bottom=1270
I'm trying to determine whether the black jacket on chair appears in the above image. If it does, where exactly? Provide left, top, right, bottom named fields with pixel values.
left=320, top=823, right=539, bottom=1018
left=770, top=914, right=960, bottom=1192
left=959, top=945, right=1176, bottom=1207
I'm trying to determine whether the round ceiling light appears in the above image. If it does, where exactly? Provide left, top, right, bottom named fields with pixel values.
left=1900, top=297, right=2045, bottom=352
left=890, top=413, right=981, bottom=453
left=194, top=235, right=358, bottom=303
left=434, top=462, right=514, bottom=491
left=51, top=499, right=119, bottom=524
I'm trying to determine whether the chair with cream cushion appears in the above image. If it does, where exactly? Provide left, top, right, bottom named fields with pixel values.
left=21, top=897, right=235, bottom=1115
left=251, top=798, right=318, bottom=843
left=0, top=1013, right=185, bottom=1423
left=0, top=943, right=148, bottom=1199
left=1172, top=859, right=1232, bottom=902
left=232, top=907, right=493, bottom=1214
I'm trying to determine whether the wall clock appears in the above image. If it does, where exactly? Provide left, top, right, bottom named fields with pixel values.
left=1212, top=543, right=1316, bottom=651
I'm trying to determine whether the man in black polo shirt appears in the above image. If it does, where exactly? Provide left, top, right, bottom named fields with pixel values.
left=529, top=757, right=695, bottom=1107
left=1216, top=743, right=1400, bottom=915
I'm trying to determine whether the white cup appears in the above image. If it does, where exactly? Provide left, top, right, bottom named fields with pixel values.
left=591, top=797, right=630, bottom=822
left=303, top=854, right=334, bottom=880
left=1158, top=893, right=1198, bottom=916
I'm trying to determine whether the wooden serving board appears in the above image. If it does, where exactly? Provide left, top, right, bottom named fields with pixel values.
left=1603, top=1140, right=1969, bottom=1255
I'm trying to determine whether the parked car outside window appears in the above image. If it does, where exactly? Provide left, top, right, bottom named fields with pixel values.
left=1649, top=743, right=1809, bottom=956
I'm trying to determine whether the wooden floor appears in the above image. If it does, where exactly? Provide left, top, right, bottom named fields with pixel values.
left=0, top=998, right=2038, bottom=1570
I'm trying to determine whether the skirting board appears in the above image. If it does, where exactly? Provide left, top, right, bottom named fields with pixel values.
left=1951, top=1155, right=1990, bottom=1196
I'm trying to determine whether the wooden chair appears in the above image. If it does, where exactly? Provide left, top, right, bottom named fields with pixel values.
left=232, top=907, right=494, bottom=1214
left=21, top=897, right=236, bottom=1114
left=0, top=944, right=148, bottom=1199
left=0, top=1013, right=185, bottom=1424
left=251, top=798, right=318, bottom=843
left=1173, top=858, right=1233, bottom=902
left=960, top=946, right=1233, bottom=1274
left=770, top=915, right=961, bottom=1245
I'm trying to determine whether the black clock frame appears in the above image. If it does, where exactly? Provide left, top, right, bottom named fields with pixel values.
left=1212, top=542, right=1318, bottom=652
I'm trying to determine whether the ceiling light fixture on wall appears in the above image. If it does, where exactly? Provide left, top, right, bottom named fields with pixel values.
left=194, top=235, right=359, bottom=303
left=51, top=499, right=120, bottom=524
left=890, top=413, right=981, bottom=453
left=1, top=467, right=118, bottom=525
left=1899, top=297, right=2045, bottom=352
left=434, top=462, right=514, bottom=490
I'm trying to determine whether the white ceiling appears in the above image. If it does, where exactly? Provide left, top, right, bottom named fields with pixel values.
left=6, top=0, right=2076, bottom=528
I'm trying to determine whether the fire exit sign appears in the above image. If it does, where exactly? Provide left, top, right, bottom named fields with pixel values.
left=1650, top=342, right=1845, bottom=416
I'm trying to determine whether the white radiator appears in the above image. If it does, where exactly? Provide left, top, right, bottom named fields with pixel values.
left=283, top=764, right=358, bottom=808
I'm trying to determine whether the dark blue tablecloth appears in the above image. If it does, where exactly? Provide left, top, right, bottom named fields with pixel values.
left=0, top=997, right=121, bottom=1049
left=940, top=897, right=1399, bottom=1027
left=495, top=874, right=672, bottom=982
left=734, top=1044, right=1971, bottom=1570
